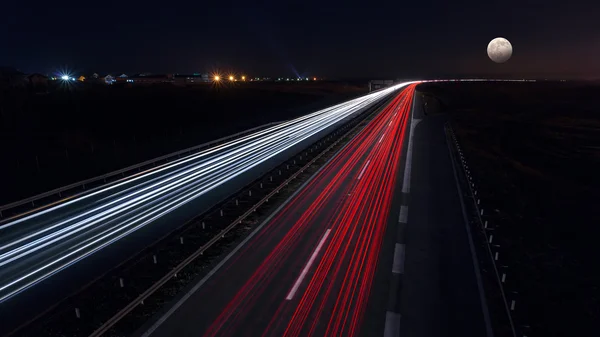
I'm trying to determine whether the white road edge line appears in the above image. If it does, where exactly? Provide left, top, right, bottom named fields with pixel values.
left=401, top=92, right=421, bottom=194
left=398, top=205, right=408, bottom=223
left=286, top=229, right=331, bottom=300
left=139, top=88, right=406, bottom=337
left=357, top=160, right=371, bottom=180
left=392, top=243, right=405, bottom=274
left=384, top=311, right=401, bottom=337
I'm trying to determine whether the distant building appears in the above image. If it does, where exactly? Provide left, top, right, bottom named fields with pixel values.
left=103, top=74, right=115, bottom=84
left=0, top=67, right=26, bottom=88
left=115, top=74, right=129, bottom=83
left=27, top=73, right=48, bottom=87
left=82, top=73, right=105, bottom=84
left=368, top=80, right=394, bottom=92
left=127, top=74, right=172, bottom=85
left=173, top=73, right=211, bottom=86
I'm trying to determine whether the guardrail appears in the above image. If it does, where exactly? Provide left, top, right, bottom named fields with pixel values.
left=3, top=86, right=397, bottom=337
left=87, top=110, right=365, bottom=337
left=445, top=123, right=520, bottom=337
left=0, top=121, right=284, bottom=220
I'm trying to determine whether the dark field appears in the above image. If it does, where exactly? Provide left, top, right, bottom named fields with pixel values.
left=420, top=81, right=600, bottom=337
left=0, top=81, right=366, bottom=205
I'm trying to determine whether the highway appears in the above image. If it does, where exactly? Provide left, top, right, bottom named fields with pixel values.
left=136, top=85, right=491, bottom=337
left=0, top=82, right=415, bottom=329
left=137, top=85, right=418, bottom=337
left=0, top=80, right=492, bottom=337
left=398, top=93, right=489, bottom=337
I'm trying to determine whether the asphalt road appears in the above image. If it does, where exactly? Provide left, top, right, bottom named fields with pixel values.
left=398, top=93, right=489, bottom=337
left=0, top=83, right=416, bottom=335
left=137, top=87, right=491, bottom=337
left=136, top=85, right=418, bottom=337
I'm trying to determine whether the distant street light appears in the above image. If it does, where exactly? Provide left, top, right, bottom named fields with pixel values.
left=214, top=75, right=220, bottom=81
left=229, top=75, right=234, bottom=81
left=241, top=76, right=246, bottom=81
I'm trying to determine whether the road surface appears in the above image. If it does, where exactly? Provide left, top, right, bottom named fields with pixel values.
left=0, top=82, right=416, bottom=334
left=397, top=93, right=490, bottom=337
left=138, top=86, right=490, bottom=337
left=137, top=85, right=418, bottom=337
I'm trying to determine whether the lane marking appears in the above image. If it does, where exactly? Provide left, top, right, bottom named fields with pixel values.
left=378, top=134, right=385, bottom=144
left=286, top=229, right=331, bottom=300
left=392, top=243, right=405, bottom=274
left=357, top=160, right=371, bottom=180
left=139, top=90, right=410, bottom=337
left=140, top=142, right=347, bottom=337
left=401, top=119, right=420, bottom=194
left=401, top=93, right=422, bottom=194
left=398, top=205, right=408, bottom=223
left=384, top=311, right=401, bottom=337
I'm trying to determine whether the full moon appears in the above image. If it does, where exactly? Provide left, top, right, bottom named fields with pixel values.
left=487, top=37, right=513, bottom=63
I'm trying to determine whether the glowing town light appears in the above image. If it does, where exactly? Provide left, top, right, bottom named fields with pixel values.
left=214, top=75, right=220, bottom=81
left=241, top=76, right=246, bottom=81
left=313, top=77, right=317, bottom=81
left=229, top=75, right=234, bottom=81
left=61, top=75, right=69, bottom=81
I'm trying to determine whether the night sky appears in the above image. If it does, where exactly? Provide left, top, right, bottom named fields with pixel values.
left=1, top=0, right=599, bottom=79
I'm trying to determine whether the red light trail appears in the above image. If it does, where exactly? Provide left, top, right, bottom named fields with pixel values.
left=200, top=84, right=418, bottom=337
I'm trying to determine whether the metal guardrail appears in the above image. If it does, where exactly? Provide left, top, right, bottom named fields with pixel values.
left=3, top=87, right=395, bottom=337
left=0, top=121, right=284, bottom=219
left=87, top=112, right=363, bottom=337
left=445, top=123, right=519, bottom=337
left=0, top=85, right=387, bottom=220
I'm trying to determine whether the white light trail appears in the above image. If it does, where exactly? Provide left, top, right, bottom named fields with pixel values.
left=0, top=81, right=418, bottom=302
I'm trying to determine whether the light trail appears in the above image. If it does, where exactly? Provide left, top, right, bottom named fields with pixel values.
left=285, top=87, right=414, bottom=337
left=201, top=89, right=410, bottom=337
left=357, top=160, right=371, bottom=180
left=196, top=84, right=418, bottom=337
left=0, top=82, right=417, bottom=303
left=286, top=229, right=331, bottom=300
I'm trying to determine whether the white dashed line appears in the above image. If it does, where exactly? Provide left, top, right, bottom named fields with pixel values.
left=398, top=205, right=408, bottom=223
left=357, top=160, right=371, bottom=180
left=392, top=244, right=405, bottom=274
left=286, top=229, right=331, bottom=300
left=384, top=311, right=401, bottom=337
left=401, top=118, right=421, bottom=194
